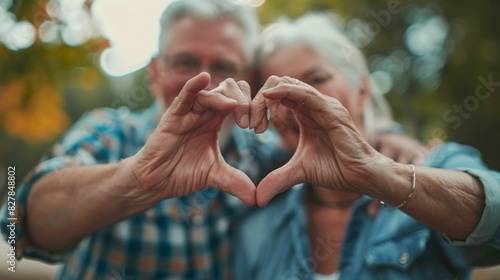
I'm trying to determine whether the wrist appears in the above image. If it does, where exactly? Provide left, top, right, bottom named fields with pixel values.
left=112, top=156, right=159, bottom=213
left=368, top=159, right=416, bottom=206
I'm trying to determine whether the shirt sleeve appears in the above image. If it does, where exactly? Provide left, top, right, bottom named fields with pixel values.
left=0, top=108, right=125, bottom=263
left=448, top=168, right=500, bottom=246
left=424, top=142, right=500, bottom=265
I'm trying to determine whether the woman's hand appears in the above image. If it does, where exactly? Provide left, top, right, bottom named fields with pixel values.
left=129, top=72, right=256, bottom=206
left=251, top=76, right=389, bottom=206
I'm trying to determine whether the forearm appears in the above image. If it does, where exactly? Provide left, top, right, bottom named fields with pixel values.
left=26, top=157, right=149, bottom=252
left=370, top=160, right=485, bottom=240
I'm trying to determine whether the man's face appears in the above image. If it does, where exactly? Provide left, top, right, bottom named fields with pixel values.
left=150, top=16, right=249, bottom=108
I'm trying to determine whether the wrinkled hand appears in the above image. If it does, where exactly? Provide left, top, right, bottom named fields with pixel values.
left=130, top=73, right=256, bottom=206
left=251, top=76, right=388, bottom=206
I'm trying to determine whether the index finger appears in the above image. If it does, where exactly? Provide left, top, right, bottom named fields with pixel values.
left=261, top=82, right=322, bottom=110
left=250, top=76, right=282, bottom=131
left=170, top=72, right=211, bottom=116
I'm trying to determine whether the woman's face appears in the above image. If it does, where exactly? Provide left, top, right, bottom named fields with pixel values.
left=261, top=44, right=369, bottom=150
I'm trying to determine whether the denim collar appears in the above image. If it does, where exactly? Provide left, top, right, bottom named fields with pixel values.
left=274, top=184, right=374, bottom=230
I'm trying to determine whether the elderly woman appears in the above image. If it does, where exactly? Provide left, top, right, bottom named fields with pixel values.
left=233, top=13, right=500, bottom=279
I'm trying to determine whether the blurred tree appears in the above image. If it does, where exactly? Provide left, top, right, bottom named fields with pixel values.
left=0, top=0, right=112, bottom=194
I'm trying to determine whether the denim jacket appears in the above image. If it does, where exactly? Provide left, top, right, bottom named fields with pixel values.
left=232, top=142, right=500, bottom=280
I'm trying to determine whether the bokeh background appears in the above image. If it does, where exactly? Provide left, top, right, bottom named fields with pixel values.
left=0, top=0, right=499, bottom=278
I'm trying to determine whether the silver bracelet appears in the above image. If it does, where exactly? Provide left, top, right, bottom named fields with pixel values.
left=380, top=164, right=416, bottom=212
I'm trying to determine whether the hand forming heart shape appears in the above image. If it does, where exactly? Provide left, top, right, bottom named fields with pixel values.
left=129, top=72, right=406, bottom=208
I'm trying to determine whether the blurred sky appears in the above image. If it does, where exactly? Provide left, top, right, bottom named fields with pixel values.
left=92, top=0, right=170, bottom=76
left=0, top=0, right=267, bottom=76
left=94, top=0, right=265, bottom=76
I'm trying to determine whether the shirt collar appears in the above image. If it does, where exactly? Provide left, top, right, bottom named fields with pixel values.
left=275, top=184, right=374, bottom=228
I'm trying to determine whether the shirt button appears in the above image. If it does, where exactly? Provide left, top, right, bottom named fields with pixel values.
left=399, top=252, right=410, bottom=264
left=365, top=254, right=375, bottom=265
left=191, top=214, right=204, bottom=225
left=144, top=209, right=155, bottom=220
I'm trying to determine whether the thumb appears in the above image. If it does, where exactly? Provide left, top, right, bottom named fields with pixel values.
left=256, top=162, right=303, bottom=207
left=211, top=164, right=256, bottom=206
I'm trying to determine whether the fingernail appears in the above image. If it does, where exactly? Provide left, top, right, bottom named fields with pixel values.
left=240, top=114, right=249, bottom=128
left=266, top=109, right=271, bottom=121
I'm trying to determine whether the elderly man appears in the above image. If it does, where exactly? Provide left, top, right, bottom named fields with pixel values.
left=0, top=0, right=286, bottom=279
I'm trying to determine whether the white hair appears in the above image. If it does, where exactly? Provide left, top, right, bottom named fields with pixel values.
left=157, top=0, right=260, bottom=64
left=257, top=12, right=395, bottom=142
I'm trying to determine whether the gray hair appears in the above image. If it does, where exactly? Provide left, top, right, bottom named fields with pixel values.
left=256, top=12, right=395, bottom=142
left=157, top=0, right=260, bottom=64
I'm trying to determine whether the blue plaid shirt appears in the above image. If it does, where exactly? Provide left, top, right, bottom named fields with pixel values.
left=1, top=102, right=288, bottom=279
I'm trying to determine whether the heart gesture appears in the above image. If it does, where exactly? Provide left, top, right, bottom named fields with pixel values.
left=129, top=73, right=409, bottom=208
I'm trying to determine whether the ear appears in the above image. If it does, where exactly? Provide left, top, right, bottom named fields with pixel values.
left=148, top=57, right=161, bottom=99
left=357, top=75, right=371, bottom=108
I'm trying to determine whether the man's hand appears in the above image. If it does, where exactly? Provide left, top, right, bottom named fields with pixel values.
left=374, top=133, right=428, bottom=164
left=129, top=72, right=256, bottom=206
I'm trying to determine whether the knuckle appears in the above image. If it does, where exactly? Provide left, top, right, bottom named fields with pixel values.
left=237, top=81, right=251, bottom=93
left=224, top=77, right=235, bottom=83
left=237, top=79, right=249, bottom=87
left=269, top=75, right=280, bottom=82
left=305, top=87, right=315, bottom=95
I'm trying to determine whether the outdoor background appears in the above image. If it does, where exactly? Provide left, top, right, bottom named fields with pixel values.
left=0, top=0, right=499, bottom=279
